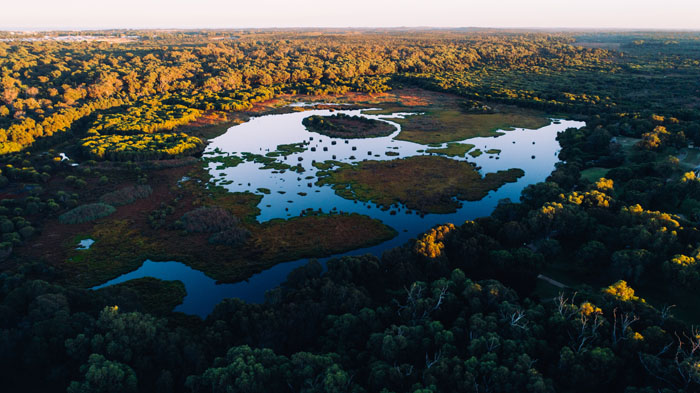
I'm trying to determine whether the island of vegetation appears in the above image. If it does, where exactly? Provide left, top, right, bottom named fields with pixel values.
left=425, top=142, right=475, bottom=157
left=302, top=113, right=396, bottom=138
left=394, top=108, right=550, bottom=144
left=316, top=155, right=524, bottom=213
left=95, top=277, right=186, bottom=315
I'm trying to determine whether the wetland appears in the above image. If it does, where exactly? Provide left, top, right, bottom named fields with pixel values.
left=87, top=94, right=583, bottom=315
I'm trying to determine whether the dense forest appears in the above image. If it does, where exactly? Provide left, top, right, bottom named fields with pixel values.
left=2, top=29, right=700, bottom=392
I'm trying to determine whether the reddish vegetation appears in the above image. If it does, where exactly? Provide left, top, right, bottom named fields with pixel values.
left=11, top=90, right=458, bottom=285
left=318, top=155, right=524, bottom=214
left=180, top=206, right=240, bottom=233
left=252, top=213, right=396, bottom=262
left=17, top=160, right=395, bottom=286
left=17, top=164, right=195, bottom=271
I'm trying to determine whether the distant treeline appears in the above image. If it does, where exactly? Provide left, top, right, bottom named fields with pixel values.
left=0, top=31, right=612, bottom=154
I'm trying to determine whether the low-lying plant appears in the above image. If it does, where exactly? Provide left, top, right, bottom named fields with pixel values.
left=59, top=203, right=116, bottom=224
left=179, top=206, right=250, bottom=247
left=100, top=185, right=153, bottom=206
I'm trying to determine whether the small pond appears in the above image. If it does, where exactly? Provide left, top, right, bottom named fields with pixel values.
left=76, top=238, right=95, bottom=250
left=93, top=106, right=585, bottom=317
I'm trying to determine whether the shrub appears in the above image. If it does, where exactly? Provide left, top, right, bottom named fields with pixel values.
left=18, top=226, right=34, bottom=239
left=100, top=185, right=153, bottom=206
left=0, top=241, right=12, bottom=261
left=2, top=232, right=21, bottom=245
left=59, top=203, right=116, bottom=224
left=180, top=206, right=249, bottom=247
left=0, top=218, right=13, bottom=233
left=180, top=207, right=239, bottom=233
left=80, top=133, right=204, bottom=161
left=87, top=101, right=201, bottom=135
left=209, top=226, right=250, bottom=247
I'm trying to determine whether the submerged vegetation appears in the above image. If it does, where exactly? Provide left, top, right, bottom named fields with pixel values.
left=3, top=29, right=700, bottom=393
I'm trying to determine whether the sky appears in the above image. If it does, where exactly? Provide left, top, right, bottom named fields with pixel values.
left=1, top=0, right=699, bottom=30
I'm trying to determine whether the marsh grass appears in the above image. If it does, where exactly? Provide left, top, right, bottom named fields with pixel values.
left=426, top=143, right=475, bottom=157
left=59, top=203, right=116, bottom=224
left=317, top=155, right=524, bottom=214
left=100, top=185, right=153, bottom=206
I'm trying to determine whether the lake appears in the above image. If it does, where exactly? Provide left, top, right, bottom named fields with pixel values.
left=92, top=106, right=585, bottom=317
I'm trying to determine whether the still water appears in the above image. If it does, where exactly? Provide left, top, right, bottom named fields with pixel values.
left=93, top=106, right=584, bottom=317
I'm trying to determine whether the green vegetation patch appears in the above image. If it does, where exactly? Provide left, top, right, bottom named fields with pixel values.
left=201, top=189, right=263, bottom=225
left=240, top=152, right=301, bottom=172
left=317, top=155, right=524, bottom=213
left=59, top=203, right=116, bottom=224
left=64, top=220, right=158, bottom=286
left=312, top=160, right=349, bottom=171
left=614, top=136, right=642, bottom=152
left=469, top=149, right=483, bottom=157
left=580, top=167, right=611, bottom=182
left=485, top=149, right=501, bottom=154
left=203, top=150, right=245, bottom=170
left=266, top=143, right=308, bottom=157
left=95, top=277, right=186, bottom=315
left=81, top=133, right=204, bottom=161
left=426, top=143, right=475, bottom=157
left=302, top=113, right=396, bottom=138
left=88, top=100, right=201, bottom=135
left=394, top=110, right=549, bottom=145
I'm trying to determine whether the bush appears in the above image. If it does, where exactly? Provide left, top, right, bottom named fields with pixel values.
left=59, top=203, right=116, bottom=224
left=100, top=185, right=153, bottom=206
left=209, top=226, right=250, bottom=247
left=2, top=232, right=21, bottom=245
left=0, top=241, right=12, bottom=261
left=80, top=133, right=204, bottom=161
left=18, top=226, right=34, bottom=239
left=179, top=207, right=239, bottom=233
left=0, top=218, right=13, bottom=233
left=87, top=101, right=201, bottom=135
left=180, top=206, right=249, bottom=247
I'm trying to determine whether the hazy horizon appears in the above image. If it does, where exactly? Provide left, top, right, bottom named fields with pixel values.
left=1, top=0, right=699, bottom=31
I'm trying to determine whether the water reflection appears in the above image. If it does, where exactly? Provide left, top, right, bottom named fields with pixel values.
left=92, top=106, right=584, bottom=317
